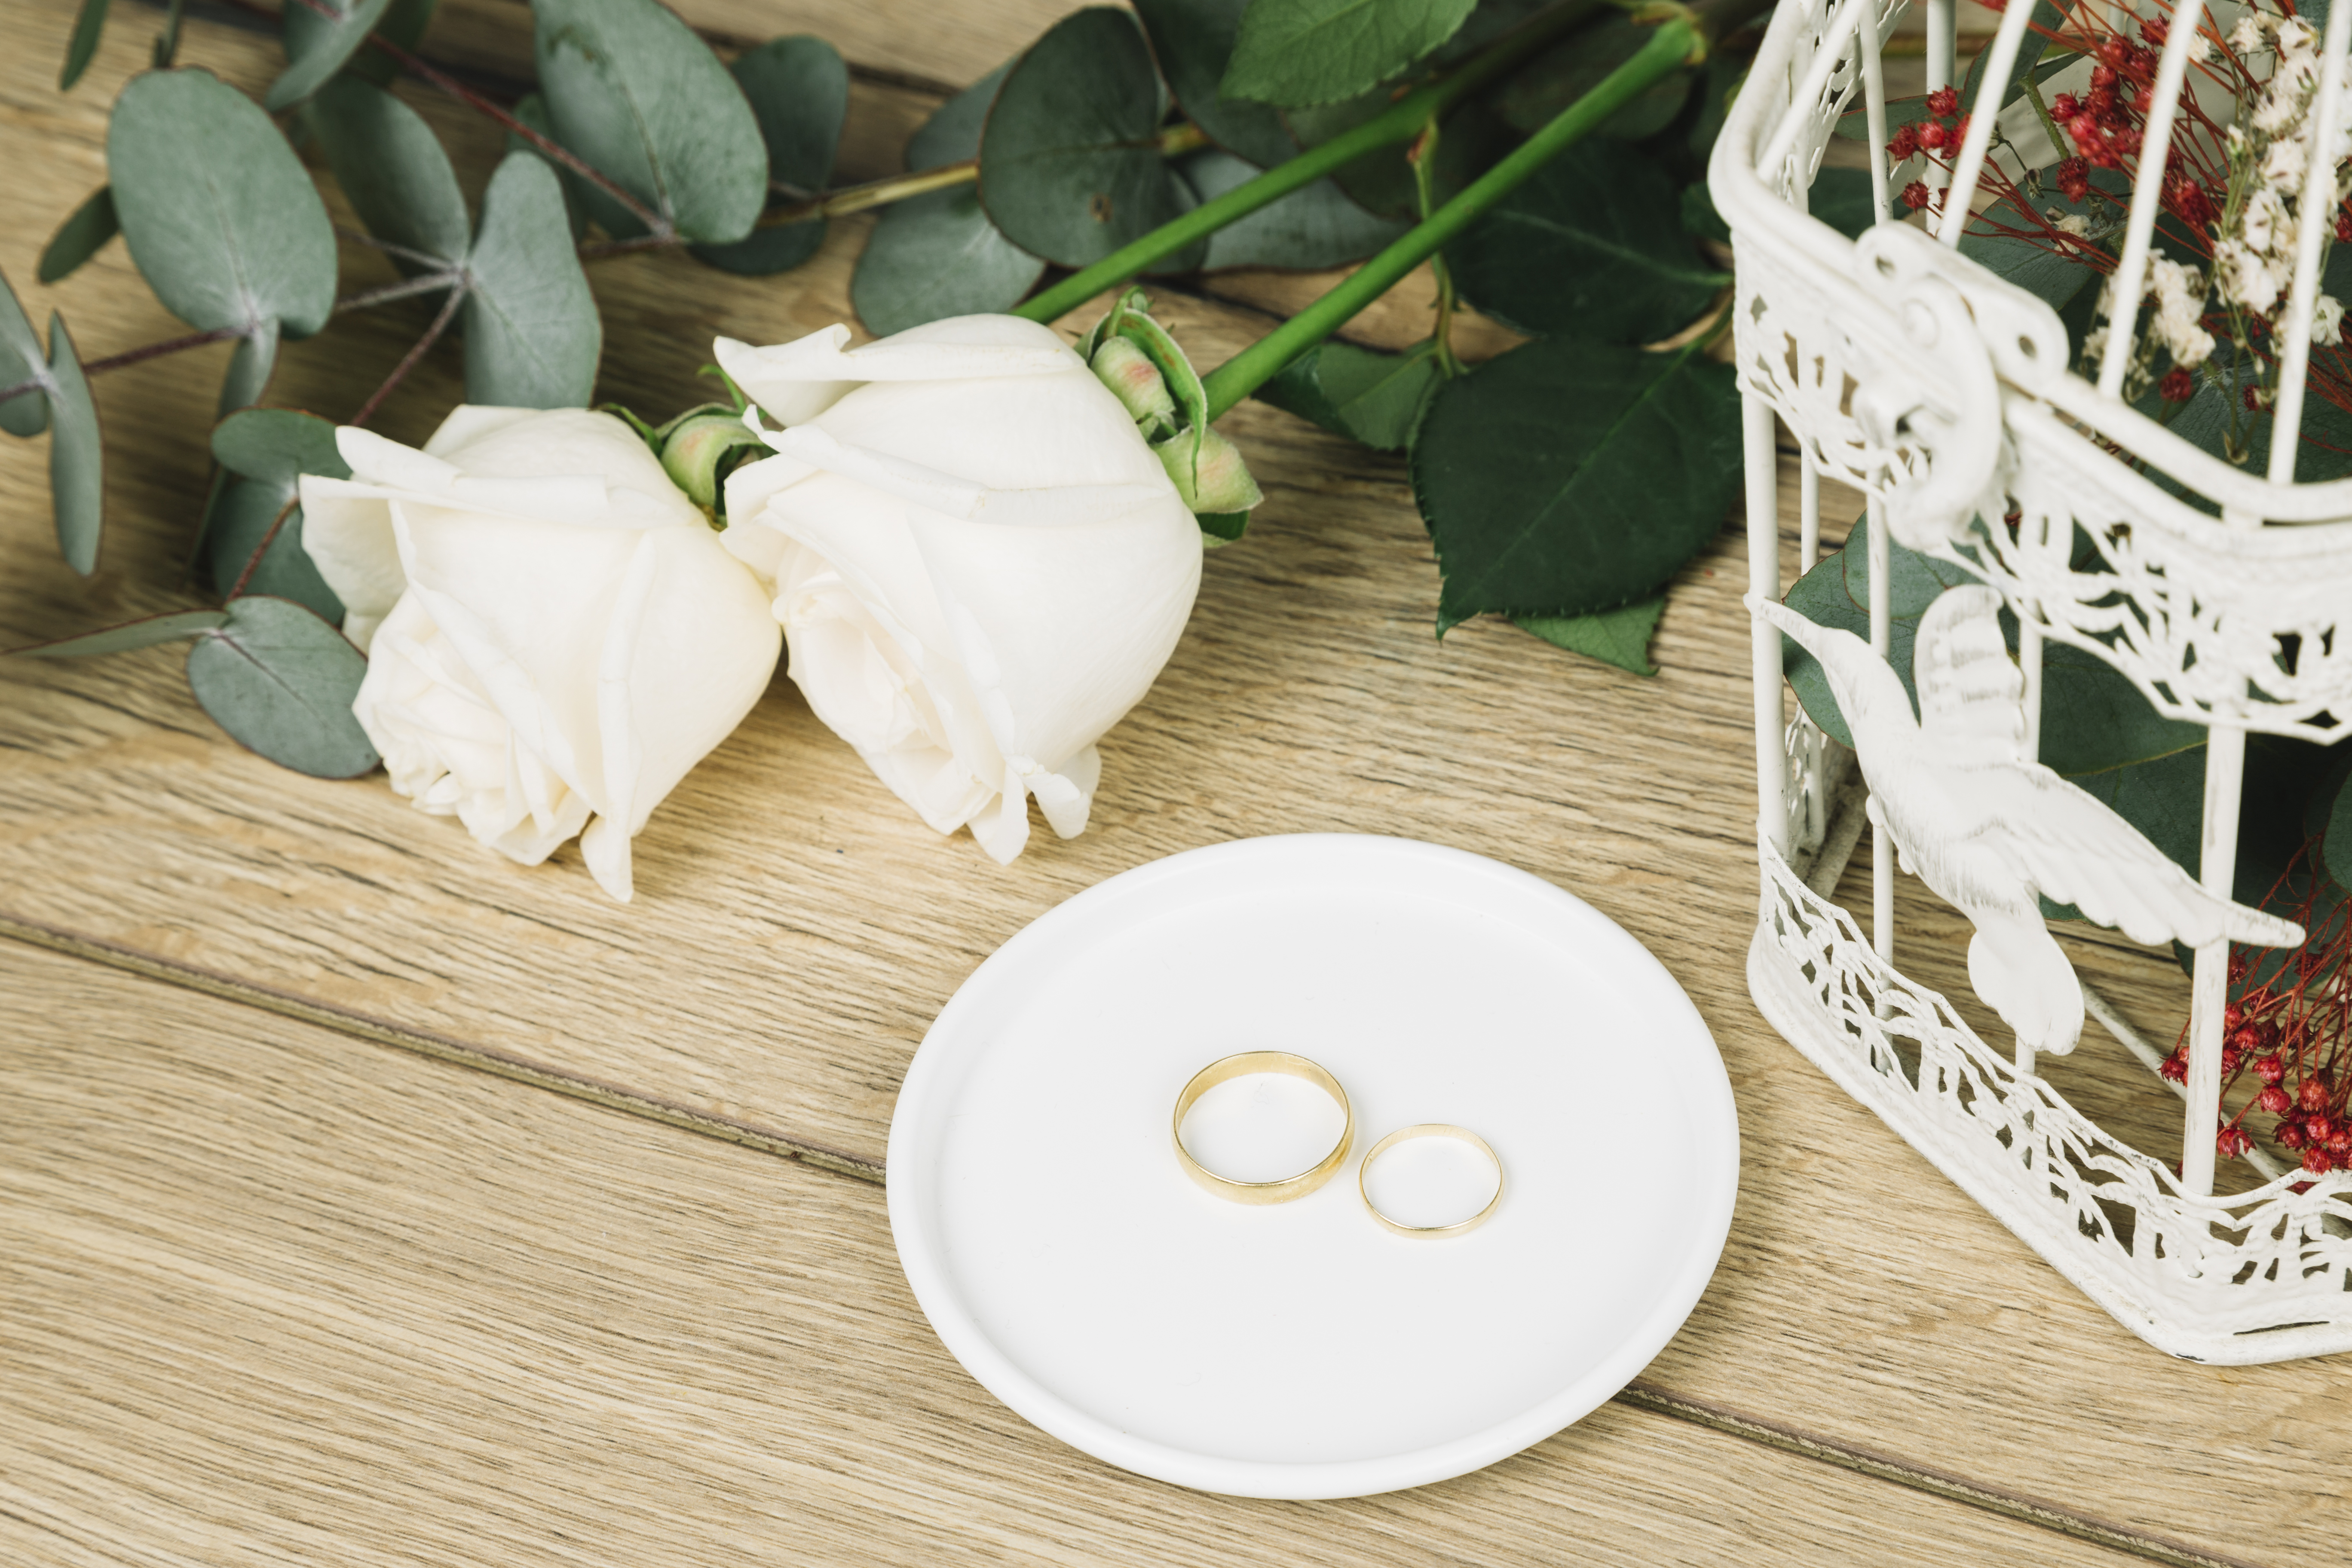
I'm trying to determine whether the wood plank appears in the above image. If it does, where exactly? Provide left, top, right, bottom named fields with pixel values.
left=0, top=6, right=2341, bottom=1566
left=0, top=940, right=2159, bottom=1568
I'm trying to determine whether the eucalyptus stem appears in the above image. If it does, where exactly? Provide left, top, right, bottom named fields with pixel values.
left=1012, top=0, right=1602, bottom=326
left=1200, top=18, right=1700, bottom=421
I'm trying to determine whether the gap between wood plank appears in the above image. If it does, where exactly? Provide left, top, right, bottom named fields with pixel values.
left=0, top=910, right=2267, bottom=1568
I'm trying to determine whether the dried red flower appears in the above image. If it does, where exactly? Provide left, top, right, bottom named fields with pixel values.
left=2218, top=1125, right=2254, bottom=1159
left=2051, top=92, right=2082, bottom=121
left=2230, top=952, right=2251, bottom=984
left=2303, top=1078, right=2332, bottom=1112
left=2257, top=1053, right=2287, bottom=1086
left=2260, top=1084, right=2294, bottom=1115
left=2305, top=1146, right=2335, bottom=1175
left=2161, top=1049, right=2189, bottom=1084
left=1901, top=181, right=1932, bottom=211
left=2338, top=208, right=2352, bottom=245
left=2278, top=1118, right=2309, bottom=1150
left=1927, top=86, right=1960, bottom=117
left=2141, top=15, right=2168, bottom=45
left=2159, top=367, right=2196, bottom=402
left=1917, top=120, right=1949, bottom=151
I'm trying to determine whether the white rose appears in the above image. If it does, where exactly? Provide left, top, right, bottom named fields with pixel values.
left=714, top=315, right=1202, bottom=864
left=298, top=407, right=782, bottom=900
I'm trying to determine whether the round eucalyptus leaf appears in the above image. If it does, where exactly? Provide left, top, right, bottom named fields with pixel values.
left=187, top=597, right=379, bottom=778
left=46, top=312, right=104, bottom=577
left=217, top=318, right=280, bottom=416
left=854, top=64, right=1044, bottom=334
left=1182, top=149, right=1404, bottom=270
left=267, top=0, right=392, bottom=112
left=38, top=186, right=119, bottom=286
left=0, top=268, right=49, bottom=439
left=533, top=0, right=767, bottom=244
left=213, top=407, right=349, bottom=484
left=1221, top=0, right=1477, bottom=108
left=1411, top=339, right=1739, bottom=630
left=690, top=35, right=847, bottom=275
left=304, top=76, right=471, bottom=268
left=464, top=153, right=600, bottom=407
left=1133, top=0, right=1294, bottom=167
left=340, top=0, right=440, bottom=91
left=1444, top=141, right=1727, bottom=342
left=10, top=609, right=229, bottom=659
left=108, top=70, right=337, bottom=340
left=508, top=94, right=588, bottom=241
left=200, top=480, right=343, bottom=621
left=979, top=8, right=1204, bottom=273
left=200, top=408, right=350, bottom=619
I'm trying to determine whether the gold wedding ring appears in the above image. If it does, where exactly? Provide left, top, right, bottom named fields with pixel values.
left=1172, top=1051, right=1354, bottom=1204
left=1359, top=1124, right=1504, bottom=1237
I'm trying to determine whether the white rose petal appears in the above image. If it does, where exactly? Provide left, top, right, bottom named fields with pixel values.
left=716, top=315, right=1203, bottom=864
left=299, top=406, right=781, bottom=900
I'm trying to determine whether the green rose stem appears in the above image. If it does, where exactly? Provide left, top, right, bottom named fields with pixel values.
left=1199, top=15, right=1702, bottom=420
left=1012, top=0, right=1605, bottom=328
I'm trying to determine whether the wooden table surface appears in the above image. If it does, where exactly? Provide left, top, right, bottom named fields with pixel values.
left=0, top=3, right=2340, bottom=1565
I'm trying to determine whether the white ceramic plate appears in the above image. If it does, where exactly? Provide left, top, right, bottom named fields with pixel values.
left=886, top=835, right=1738, bottom=1499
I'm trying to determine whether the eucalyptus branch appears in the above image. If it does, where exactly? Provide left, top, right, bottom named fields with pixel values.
left=277, top=0, right=673, bottom=239
left=1013, top=0, right=1605, bottom=325
left=349, top=281, right=468, bottom=428
left=0, top=274, right=465, bottom=408
left=226, top=497, right=300, bottom=600
left=335, top=225, right=450, bottom=270
left=1199, top=15, right=1703, bottom=420
left=755, top=125, right=1212, bottom=232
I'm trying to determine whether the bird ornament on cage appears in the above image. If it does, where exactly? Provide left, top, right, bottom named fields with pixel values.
left=1752, top=587, right=2302, bottom=1058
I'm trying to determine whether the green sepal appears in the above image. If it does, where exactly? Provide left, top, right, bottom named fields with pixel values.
left=656, top=410, right=768, bottom=516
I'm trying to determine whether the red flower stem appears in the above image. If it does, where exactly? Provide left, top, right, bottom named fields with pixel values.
left=347, top=280, right=467, bottom=430
left=226, top=496, right=301, bottom=600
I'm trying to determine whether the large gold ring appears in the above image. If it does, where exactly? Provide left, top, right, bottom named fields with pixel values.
left=1359, top=1124, right=1504, bottom=1237
left=1172, top=1051, right=1354, bottom=1205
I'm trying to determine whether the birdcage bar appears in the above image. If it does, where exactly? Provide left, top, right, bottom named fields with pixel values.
left=1748, top=392, right=1789, bottom=862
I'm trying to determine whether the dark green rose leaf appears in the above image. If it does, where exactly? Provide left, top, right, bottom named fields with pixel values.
left=1182, top=149, right=1405, bottom=270
left=1253, top=338, right=1441, bottom=451
left=691, top=35, right=848, bottom=276
left=2324, top=756, right=2352, bottom=892
left=61, top=0, right=111, bottom=91
left=534, top=0, right=768, bottom=243
left=267, top=0, right=392, bottom=111
left=979, top=8, right=1204, bottom=273
left=464, top=152, right=600, bottom=407
left=304, top=76, right=471, bottom=268
left=9, top=609, right=230, bottom=658
left=39, top=186, right=119, bottom=286
left=0, top=268, right=49, bottom=439
left=1514, top=594, right=1666, bottom=676
left=198, top=407, right=350, bottom=620
left=853, top=63, right=1044, bottom=333
left=1445, top=141, right=1725, bottom=342
left=1133, top=0, right=1295, bottom=167
left=1807, top=166, right=1881, bottom=240
left=217, top=316, right=279, bottom=416
left=109, top=70, right=337, bottom=342
left=186, top=597, right=379, bottom=778
left=2046, top=747, right=2209, bottom=922
left=1494, top=13, right=1691, bottom=141
left=1222, top=0, right=1477, bottom=108
left=1412, top=339, right=1739, bottom=631
left=46, top=312, right=104, bottom=576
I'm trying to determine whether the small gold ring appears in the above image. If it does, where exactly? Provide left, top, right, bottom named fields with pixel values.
left=1359, top=1124, right=1504, bottom=1237
left=1172, top=1051, right=1353, bottom=1205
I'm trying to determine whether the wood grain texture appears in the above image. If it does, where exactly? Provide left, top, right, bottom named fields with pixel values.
left=0, top=4, right=2343, bottom=1565
left=0, top=940, right=2160, bottom=1568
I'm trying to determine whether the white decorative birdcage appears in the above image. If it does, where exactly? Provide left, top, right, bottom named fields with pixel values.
left=1712, top=0, right=2352, bottom=1360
